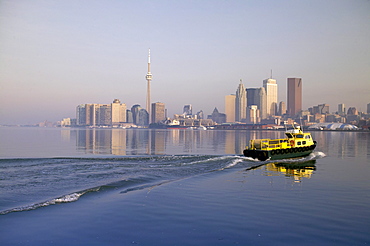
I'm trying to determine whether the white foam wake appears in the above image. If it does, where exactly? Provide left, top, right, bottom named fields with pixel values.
left=0, top=188, right=100, bottom=215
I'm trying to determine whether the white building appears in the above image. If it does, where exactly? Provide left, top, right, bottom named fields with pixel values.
left=235, top=80, right=247, bottom=122
left=263, top=78, right=278, bottom=118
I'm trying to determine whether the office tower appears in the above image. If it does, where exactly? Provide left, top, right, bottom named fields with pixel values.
left=338, top=104, right=346, bottom=115
left=151, top=102, right=166, bottom=123
left=263, top=78, right=277, bottom=117
left=235, top=79, right=247, bottom=122
left=111, top=99, right=127, bottom=125
left=287, top=78, right=302, bottom=116
left=76, top=105, right=86, bottom=125
left=278, top=101, right=286, bottom=116
left=368, top=103, right=370, bottom=114
left=347, top=107, right=358, bottom=115
left=126, top=110, right=133, bottom=123
left=183, top=105, right=192, bottom=116
left=76, top=100, right=127, bottom=127
left=146, top=49, right=152, bottom=119
left=246, top=105, right=259, bottom=124
left=246, top=87, right=266, bottom=119
left=132, top=104, right=149, bottom=126
left=225, top=94, right=236, bottom=122
left=98, top=104, right=112, bottom=125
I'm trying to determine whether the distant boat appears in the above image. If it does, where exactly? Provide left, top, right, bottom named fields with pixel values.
left=196, top=125, right=207, bottom=130
left=243, top=125, right=316, bottom=161
left=149, top=119, right=188, bottom=129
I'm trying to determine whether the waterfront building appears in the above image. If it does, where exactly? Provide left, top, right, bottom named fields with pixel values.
left=263, top=78, right=277, bottom=117
left=76, top=99, right=127, bottom=127
left=126, top=110, right=133, bottom=123
left=146, top=49, right=152, bottom=120
left=246, top=87, right=266, bottom=119
left=225, top=95, right=236, bottom=122
left=111, top=99, right=127, bottom=126
left=151, top=102, right=166, bottom=123
left=137, top=108, right=149, bottom=126
left=235, top=79, right=247, bottom=122
left=131, top=104, right=149, bottom=126
left=287, top=78, right=302, bottom=117
left=76, top=104, right=86, bottom=125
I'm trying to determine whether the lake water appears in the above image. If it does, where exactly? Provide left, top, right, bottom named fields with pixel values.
left=0, top=127, right=369, bottom=245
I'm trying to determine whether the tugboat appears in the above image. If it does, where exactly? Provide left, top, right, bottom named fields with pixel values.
left=243, top=125, right=317, bottom=161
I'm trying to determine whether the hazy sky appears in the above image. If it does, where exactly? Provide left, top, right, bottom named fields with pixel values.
left=1, top=0, right=369, bottom=124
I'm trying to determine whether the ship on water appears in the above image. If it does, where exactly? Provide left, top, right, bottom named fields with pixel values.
left=243, top=125, right=317, bottom=161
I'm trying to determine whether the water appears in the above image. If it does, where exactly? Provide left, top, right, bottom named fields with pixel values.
left=0, top=127, right=369, bottom=245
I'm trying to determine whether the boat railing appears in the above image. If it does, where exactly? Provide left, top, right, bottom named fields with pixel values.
left=250, top=139, right=289, bottom=150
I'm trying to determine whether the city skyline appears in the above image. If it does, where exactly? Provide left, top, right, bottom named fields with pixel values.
left=0, top=1, right=369, bottom=125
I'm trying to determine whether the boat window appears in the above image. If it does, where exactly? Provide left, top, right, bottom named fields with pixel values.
left=297, top=141, right=302, bottom=145
left=269, top=140, right=279, bottom=145
left=296, top=134, right=304, bottom=138
left=302, top=141, right=306, bottom=145
left=286, top=133, right=293, bottom=138
left=305, top=135, right=311, bottom=139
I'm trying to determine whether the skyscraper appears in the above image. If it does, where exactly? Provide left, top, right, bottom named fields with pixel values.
left=235, top=79, right=246, bottom=122
left=338, top=103, right=346, bottom=115
left=146, top=49, right=152, bottom=120
left=151, top=102, right=166, bottom=123
left=278, top=101, right=286, bottom=116
left=287, top=78, right=302, bottom=116
left=183, top=105, right=192, bottom=116
left=225, top=94, right=236, bottom=122
left=246, top=87, right=266, bottom=119
left=263, top=78, right=277, bottom=117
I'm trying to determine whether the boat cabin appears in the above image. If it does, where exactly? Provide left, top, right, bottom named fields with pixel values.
left=247, top=129, right=315, bottom=151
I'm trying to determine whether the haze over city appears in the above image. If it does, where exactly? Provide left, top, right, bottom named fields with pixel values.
left=0, top=0, right=369, bottom=125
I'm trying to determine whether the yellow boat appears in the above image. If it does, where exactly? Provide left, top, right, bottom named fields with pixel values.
left=243, top=126, right=317, bottom=161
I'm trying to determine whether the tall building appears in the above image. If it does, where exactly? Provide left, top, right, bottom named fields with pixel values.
left=111, top=99, right=127, bottom=125
left=146, top=49, right=152, bottom=120
left=235, top=79, right=247, bottom=122
left=287, top=78, right=302, bottom=116
left=246, top=87, right=266, bottom=119
left=367, top=103, right=370, bottom=114
left=151, top=102, right=166, bottom=123
left=246, top=105, right=259, bottom=124
left=263, top=78, right=277, bottom=117
left=183, top=105, right=192, bottom=116
left=338, top=104, right=346, bottom=115
left=76, top=100, right=126, bottom=127
left=225, top=94, right=236, bottom=122
left=278, top=101, right=286, bottom=116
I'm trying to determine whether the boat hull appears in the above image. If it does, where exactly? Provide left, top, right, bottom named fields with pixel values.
left=243, top=143, right=317, bottom=161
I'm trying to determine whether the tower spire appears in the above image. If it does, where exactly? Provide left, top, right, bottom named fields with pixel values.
left=146, top=49, right=152, bottom=121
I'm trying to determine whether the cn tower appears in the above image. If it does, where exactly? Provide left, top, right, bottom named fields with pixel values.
left=145, top=49, right=152, bottom=118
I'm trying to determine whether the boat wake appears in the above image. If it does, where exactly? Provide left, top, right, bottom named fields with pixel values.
left=0, top=152, right=326, bottom=215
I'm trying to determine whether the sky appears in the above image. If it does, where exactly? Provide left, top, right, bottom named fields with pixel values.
left=0, top=0, right=369, bottom=125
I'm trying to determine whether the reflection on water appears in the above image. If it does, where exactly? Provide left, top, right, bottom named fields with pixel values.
left=262, top=160, right=317, bottom=182
left=75, top=128, right=259, bottom=155
left=311, top=131, right=370, bottom=159
left=71, top=128, right=370, bottom=158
